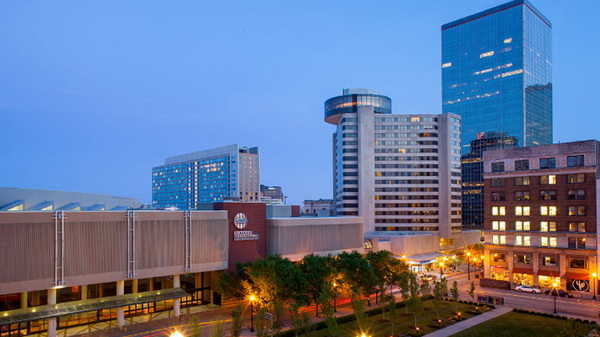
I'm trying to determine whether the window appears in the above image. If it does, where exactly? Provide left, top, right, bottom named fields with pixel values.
left=568, top=238, right=586, bottom=249
left=492, top=235, right=499, bottom=244
left=491, top=178, right=506, bottom=187
left=523, top=236, right=531, bottom=246
left=491, top=162, right=505, bottom=172
left=569, top=222, right=586, bottom=232
left=515, top=221, right=530, bottom=231
left=549, top=237, right=557, bottom=247
left=491, top=192, right=505, bottom=201
left=540, top=190, right=557, bottom=200
left=514, top=177, right=530, bottom=186
left=492, top=221, right=506, bottom=230
left=540, top=157, right=556, bottom=169
left=543, top=256, right=557, bottom=266
left=492, top=206, right=506, bottom=216
left=567, top=174, right=585, bottom=184
left=516, top=255, right=530, bottom=264
left=493, top=253, right=506, bottom=262
left=540, top=206, right=557, bottom=216
left=569, top=258, right=585, bottom=269
left=541, top=236, right=548, bottom=247
left=540, top=221, right=557, bottom=232
left=515, top=235, right=523, bottom=246
left=514, top=191, right=530, bottom=201
left=515, top=206, right=530, bottom=216
left=568, top=206, right=586, bottom=216
left=540, top=175, right=557, bottom=185
left=567, top=155, right=585, bottom=167
left=567, top=189, right=585, bottom=200
left=515, top=160, right=529, bottom=171
left=500, top=235, right=506, bottom=244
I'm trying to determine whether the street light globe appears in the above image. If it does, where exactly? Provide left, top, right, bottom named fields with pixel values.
left=249, top=295, right=256, bottom=302
left=170, top=331, right=184, bottom=337
left=480, top=255, right=485, bottom=260
left=593, top=273, right=597, bottom=278
left=466, top=251, right=471, bottom=257
left=552, top=282, right=558, bottom=288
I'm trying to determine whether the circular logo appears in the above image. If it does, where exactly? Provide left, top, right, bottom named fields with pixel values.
left=233, top=213, right=248, bottom=229
left=571, top=279, right=589, bottom=292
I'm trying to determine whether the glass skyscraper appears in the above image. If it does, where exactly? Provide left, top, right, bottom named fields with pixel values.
left=442, top=0, right=552, bottom=155
left=152, top=144, right=259, bottom=209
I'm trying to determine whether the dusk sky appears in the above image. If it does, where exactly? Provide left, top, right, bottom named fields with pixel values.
left=1, top=1, right=598, bottom=206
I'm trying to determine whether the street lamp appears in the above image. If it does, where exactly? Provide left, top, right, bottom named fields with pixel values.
left=592, top=273, right=597, bottom=300
left=466, top=252, right=471, bottom=280
left=552, top=282, right=558, bottom=314
left=170, top=331, right=184, bottom=337
left=249, top=294, right=256, bottom=332
left=333, top=282, right=338, bottom=313
left=439, top=262, right=444, bottom=277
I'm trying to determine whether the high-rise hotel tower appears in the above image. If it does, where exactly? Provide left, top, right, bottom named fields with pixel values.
left=325, top=89, right=462, bottom=237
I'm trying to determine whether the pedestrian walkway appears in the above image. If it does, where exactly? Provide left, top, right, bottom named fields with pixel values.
left=423, top=306, right=513, bottom=337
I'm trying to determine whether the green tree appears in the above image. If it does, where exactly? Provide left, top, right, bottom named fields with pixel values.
left=352, top=297, right=369, bottom=334
left=407, top=273, right=422, bottom=328
left=420, top=279, right=431, bottom=298
left=289, top=303, right=314, bottom=337
left=451, top=281, right=460, bottom=314
left=334, top=251, right=376, bottom=302
left=216, top=262, right=248, bottom=299
left=230, top=305, right=245, bottom=337
left=271, top=299, right=285, bottom=335
left=300, top=254, right=333, bottom=317
left=319, top=288, right=340, bottom=337
left=255, top=308, right=268, bottom=337
left=190, top=315, right=202, bottom=337
left=398, top=271, right=411, bottom=315
left=432, top=280, right=444, bottom=324
left=209, top=318, right=225, bottom=337
left=386, top=292, right=399, bottom=336
left=366, top=250, right=402, bottom=302
left=468, top=281, right=476, bottom=302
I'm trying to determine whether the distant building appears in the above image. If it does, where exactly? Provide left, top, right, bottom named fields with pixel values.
left=260, top=185, right=284, bottom=204
left=483, top=140, right=599, bottom=292
left=442, top=0, right=552, bottom=154
left=0, top=187, right=143, bottom=211
left=303, top=199, right=333, bottom=216
left=325, top=88, right=462, bottom=237
left=461, top=132, right=518, bottom=229
left=152, top=145, right=259, bottom=209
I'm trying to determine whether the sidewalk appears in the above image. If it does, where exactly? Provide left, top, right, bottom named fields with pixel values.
left=423, top=306, right=513, bottom=337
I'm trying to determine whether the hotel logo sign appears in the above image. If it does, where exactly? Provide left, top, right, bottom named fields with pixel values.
left=233, top=213, right=259, bottom=241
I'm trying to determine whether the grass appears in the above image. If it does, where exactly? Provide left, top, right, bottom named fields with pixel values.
left=300, top=301, right=478, bottom=337
left=450, top=311, right=595, bottom=337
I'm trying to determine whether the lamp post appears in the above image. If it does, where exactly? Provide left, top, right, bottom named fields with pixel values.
left=333, top=282, right=338, bottom=313
left=593, top=273, right=597, bottom=300
left=249, top=295, right=256, bottom=332
left=466, top=252, right=471, bottom=280
left=439, top=262, right=444, bottom=277
left=552, top=282, right=558, bottom=314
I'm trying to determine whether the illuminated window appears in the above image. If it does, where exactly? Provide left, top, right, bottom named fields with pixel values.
left=569, top=222, right=586, bottom=232
left=480, top=51, right=495, bottom=58
left=540, top=175, right=557, bottom=185
left=568, top=206, right=586, bottom=216
left=541, top=236, right=549, bottom=247
left=540, top=206, right=557, bottom=216
left=492, top=206, right=506, bottom=216
left=410, top=117, right=420, bottom=122
left=504, top=38, right=512, bottom=44
left=492, top=235, right=499, bottom=244
left=442, top=62, right=452, bottom=68
left=567, top=174, right=585, bottom=184
left=540, top=221, right=556, bottom=232
left=523, top=236, right=531, bottom=246
left=515, top=206, right=530, bottom=216
left=515, top=221, right=530, bottom=231
left=514, top=177, right=530, bottom=186
left=515, top=235, right=523, bottom=246
left=492, top=221, right=506, bottom=230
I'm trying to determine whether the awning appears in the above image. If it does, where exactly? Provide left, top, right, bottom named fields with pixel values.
left=397, top=252, right=445, bottom=264
left=537, top=269, right=560, bottom=277
left=564, top=272, right=589, bottom=280
left=0, top=288, right=188, bottom=326
left=512, top=267, right=534, bottom=275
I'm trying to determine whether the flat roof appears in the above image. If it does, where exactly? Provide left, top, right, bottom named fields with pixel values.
left=442, top=0, right=551, bottom=30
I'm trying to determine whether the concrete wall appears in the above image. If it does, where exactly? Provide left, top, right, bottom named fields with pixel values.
left=267, top=217, right=364, bottom=261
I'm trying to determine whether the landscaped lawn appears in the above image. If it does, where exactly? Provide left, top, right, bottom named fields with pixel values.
left=450, top=312, right=594, bottom=337
left=300, top=301, right=478, bottom=337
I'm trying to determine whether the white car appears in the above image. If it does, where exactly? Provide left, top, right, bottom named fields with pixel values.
left=515, top=285, right=542, bottom=293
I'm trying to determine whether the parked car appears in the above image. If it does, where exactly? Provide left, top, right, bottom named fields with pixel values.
left=420, top=274, right=435, bottom=281
left=515, top=285, right=542, bottom=293
left=544, top=289, right=574, bottom=298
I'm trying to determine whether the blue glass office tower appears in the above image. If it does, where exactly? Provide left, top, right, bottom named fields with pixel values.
left=442, top=0, right=552, bottom=154
left=152, top=145, right=260, bottom=209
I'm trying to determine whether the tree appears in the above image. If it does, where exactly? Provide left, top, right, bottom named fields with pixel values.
left=468, top=281, right=476, bottom=301
left=271, top=299, right=285, bottom=335
left=451, top=281, right=460, bottom=315
left=300, top=254, right=333, bottom=317
left=366, top=250, right=402, bottom=302
left=398, top=271, right=411, bottom=315
left=289, top=303, right=314, bottom=337
left=334, top=251, right=376, bottom=302
left=352, top=297, right=369, bottom=334
left=319, top=288, right=340, bottom=337
left=420, top=279, right=431, bottom=298
left=209, top=318, right=225, bottom=337
left=386, top=292, right=399, bottom=337
left=255, top=308, right=268, bottom=337
left=190, top=315, right=202, bottom=337
left=432, top=280, right=444, bottom=324
left=406, top=273, right=422, bottom=328
left=216, top=262, right=249, bottom=299
left=230, top=305, right=245, bottom=337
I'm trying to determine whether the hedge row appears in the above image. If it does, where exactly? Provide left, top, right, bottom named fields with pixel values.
left=442, top=297, right=496, bottom=309
left=511, top=308, right=597, bottom=325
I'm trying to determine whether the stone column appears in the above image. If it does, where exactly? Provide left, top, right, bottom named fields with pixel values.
left=20, top=292, right=28, bottom=309
left=532, top=252, right=540, bottom=287
left=47, top=288, right=57, bottom=337
left=173, top=275, right=181, bottom=319
left=116, top=281, right=125, bottom=331
left=31, top=291, right=40, bottom=306
left=81, top=285, right=88, bottom=300
left=559, top=254, right=568, bottom=290
left=149, top=278, right=155, bottom=291
left=507, top=250, right=515, bottom=285
left=132, top=279, right=139, bottom=293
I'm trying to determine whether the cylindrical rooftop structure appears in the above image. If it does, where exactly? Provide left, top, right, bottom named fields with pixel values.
left=324, top=88, right=392, bottom=125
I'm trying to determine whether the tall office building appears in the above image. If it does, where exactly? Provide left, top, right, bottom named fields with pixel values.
left=461, top=132, right=518, bottom=229
left=442, top=0, right=552, bottom=154
left=152, top=145, right=259, bottom=209
left=325, top=89, right=462, bottom=237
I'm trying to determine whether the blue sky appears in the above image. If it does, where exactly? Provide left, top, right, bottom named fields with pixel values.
left=1, top=1, right=598, bottom=205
